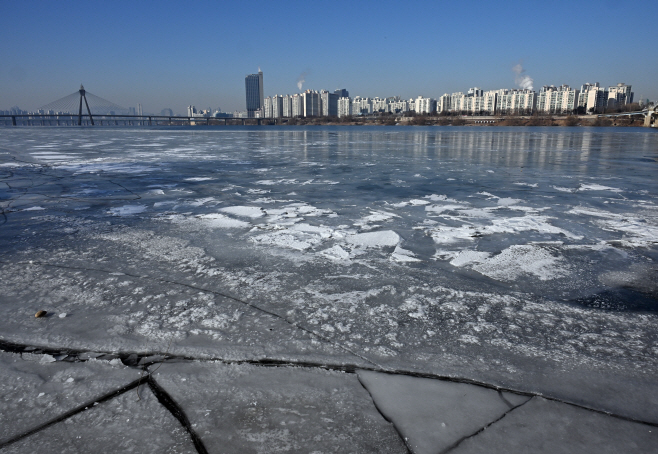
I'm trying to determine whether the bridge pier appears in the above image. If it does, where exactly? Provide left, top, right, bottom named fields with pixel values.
left=644, top=113, right=655, bottom=127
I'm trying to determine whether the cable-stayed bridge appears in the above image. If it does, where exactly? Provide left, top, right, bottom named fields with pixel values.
left=39, top=85, right=129, bottom=117
left=1, top=86, right=289, bottom=126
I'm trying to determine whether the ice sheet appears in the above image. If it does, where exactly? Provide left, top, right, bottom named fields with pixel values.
left=0, top=351, right=141, bottom=442
left=3, top=385, right=196, bottom=454
left=1, top=127, right=657, bottom=429
left=358, top=370, right=530, bottom=454
left=151, top=362, right=408, bottom=453
left=451, top=397, right=658, bottom=453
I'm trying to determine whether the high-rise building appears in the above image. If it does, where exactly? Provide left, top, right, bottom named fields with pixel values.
left=352, top=96, right=373, bottom=115
left=496, top=89, right=536, bottom=115
left=608, top=83, right=633, bottom=107
left=245, top=68, right=264, bottom=118
left=334, top=89, right=349, bottom=98
left=578, top=83, right=607, bottom=113
left=303, top=90, right=321, bottom=117
left=272, top=95, right=283, bottom=118
left=537, top=85, right=579, bottom=114
left=337, top=97, right=352, bottom=118
left=282, top=95, right=293, bottom=118
left=320, top=90, right=338, bottom=116
left=291, top=94, right=304, bottom=117
left=263, top=97, right=273, bottom=118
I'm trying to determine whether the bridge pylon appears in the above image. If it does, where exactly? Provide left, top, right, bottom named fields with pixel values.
left=78, top=85, right=94, bottom=126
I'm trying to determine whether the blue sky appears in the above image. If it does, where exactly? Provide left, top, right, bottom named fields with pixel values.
left=1, top=0, right=656, bottom=114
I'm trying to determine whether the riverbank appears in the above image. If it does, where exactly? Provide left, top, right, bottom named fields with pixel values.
left=273, top=114, right=645, bottom=127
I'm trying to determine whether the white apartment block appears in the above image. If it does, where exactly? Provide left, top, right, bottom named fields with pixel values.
left=282, top=95, right=293, bottom=118
left=388, top=99, right=409, bottom=114
left=414, top=96, right=436, bottom=114
left=439, top=89, right=496, bottom=115
left=372, top=97, right=388, bottom=113
left=450, top=92, right=465, bottom=113
left=483, top=91, right=498, bottom=114
left=291, top=94, right=303, bottom=117
left=320, top=90, right=338, bottom=117
left=352, top=97, right=373, bottom=115
left=608, top=83, right=633, bottom=107
left=579, top=83, right=608, bottom=113
left=438, top=94, right=451, bottom=113
left=263, top=97, right=273, bottom=118
left=271, top=95, right=283, bottom=118
left=537, top=85, right=579, bottom=114
left=337, top=97, right=352, bottom=118
left=303, top=90, right=321, bottom=117
left=497, top=89, right=536, bottom=114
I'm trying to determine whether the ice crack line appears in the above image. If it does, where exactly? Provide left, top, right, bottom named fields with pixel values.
left=0, top=373, right=208, bottom=454
left=146, top=375, right=209, bottom=454
left=1, top=339, right=657, bottom=429
left=109, top=180, right=142, bottom=200
left=356, top=374, right=413, bottom=454
left=0, top=259, right=387, bottom=371
left=0, top=378, right=144, bottom=449
left=440, top=397, right=533, bottom=454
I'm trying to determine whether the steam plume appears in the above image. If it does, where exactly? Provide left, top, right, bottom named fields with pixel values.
left=512, top=63, right=534, bottom=90
left=297, top=72, right=307, bottom=91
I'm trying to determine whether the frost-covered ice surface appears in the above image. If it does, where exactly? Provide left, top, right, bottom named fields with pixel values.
left=3, top=383, right=196, bottom=454
left=151, top=362, right=407, bottom=453
left=0, top=351, right=141, bottom=442
left=1, top=126, right=657, bottom=451
left=451, top=397, right=658, bottom=454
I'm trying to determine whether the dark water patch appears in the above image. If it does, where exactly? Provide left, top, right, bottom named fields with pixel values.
left=571, top=288, right=658, bottom=312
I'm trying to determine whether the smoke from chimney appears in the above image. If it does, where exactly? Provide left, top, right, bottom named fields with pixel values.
left=512, top=63, right=534, bottom=90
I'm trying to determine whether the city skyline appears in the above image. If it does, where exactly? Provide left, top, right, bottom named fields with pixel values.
left=1, top=0, right=657, bottom=113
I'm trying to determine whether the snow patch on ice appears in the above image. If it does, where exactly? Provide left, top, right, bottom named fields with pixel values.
left=346, top=230, right=400, bottom=248
left=196, top=213, right=250, bottom=229
left=449, top=250, right=491, bottom=267
left=579, top=183, right=622, bottom=192
left=109, top=205, right=146, bottom=216
left=472, top=245, right=570, bottom=281
left=390, top=246, right=421, bottom=263
left=318, top=245, right=351, bottom=261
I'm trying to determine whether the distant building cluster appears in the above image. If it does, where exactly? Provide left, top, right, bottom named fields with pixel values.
left=245, top=69, right=637, bottom=118
left=439, top=82, right=633, bottom=115
left=262, top=83, right=633, bottom=118
left=0, top=106, right=29, bottom=115
left=186, top=105, right=232, bottom=118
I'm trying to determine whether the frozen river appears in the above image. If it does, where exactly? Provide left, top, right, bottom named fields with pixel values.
left=1, top=126, right=657, bottom=451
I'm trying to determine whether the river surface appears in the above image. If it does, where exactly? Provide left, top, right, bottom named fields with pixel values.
left=1, top=126, right=657, bottom=422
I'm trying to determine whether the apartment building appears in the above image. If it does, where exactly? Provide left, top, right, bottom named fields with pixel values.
left=537, top=85, right=580, bottom=114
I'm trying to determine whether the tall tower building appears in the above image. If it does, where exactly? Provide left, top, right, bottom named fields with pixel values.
left=245, top=68, right=264, bottom=118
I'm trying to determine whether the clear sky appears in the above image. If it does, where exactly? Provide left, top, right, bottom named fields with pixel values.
left=1, top=0, right=656, bottom=114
